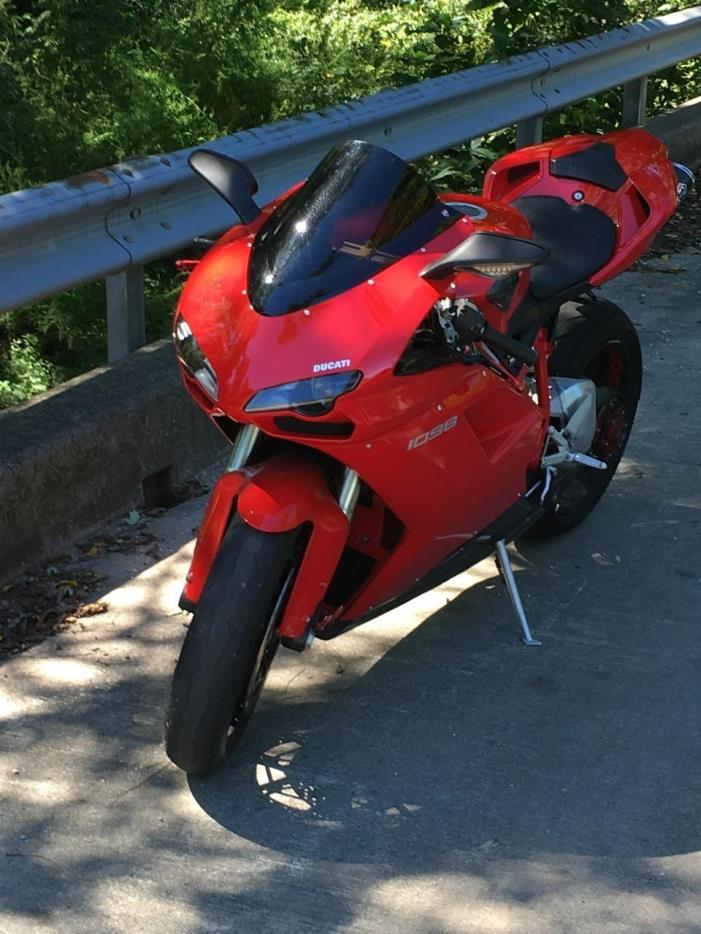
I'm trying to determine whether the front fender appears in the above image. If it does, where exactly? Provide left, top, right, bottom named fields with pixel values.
left=180, top=454, right=349, bottom=640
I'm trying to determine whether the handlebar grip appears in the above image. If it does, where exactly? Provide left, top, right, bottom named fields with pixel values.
left=481, top=324, right=536, bottom=366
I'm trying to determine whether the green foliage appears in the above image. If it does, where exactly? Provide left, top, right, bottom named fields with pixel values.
left=488, top=0, right=699, bottom=136
left=0, top=334, right=56, bottom=407
left=1, top=263, right=185, bottom=385
left=424, top=131, right=514, bottom=192
left=0, top=0, right=699, bottom=407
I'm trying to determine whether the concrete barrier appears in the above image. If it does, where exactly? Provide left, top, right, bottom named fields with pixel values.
left=1, top=102, right=700, bottom=581
left=0, top=341, right=226, bottom=579
left=648, top=95, right=701, bottom=167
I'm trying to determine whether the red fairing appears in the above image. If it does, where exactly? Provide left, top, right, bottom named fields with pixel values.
left=176, top=200, right=545, bottom=628
left=484, top=127, right=678, bottom=284
left=174, top=201, right=530, bottom=421
left=176, top=128, right=680, bottom=635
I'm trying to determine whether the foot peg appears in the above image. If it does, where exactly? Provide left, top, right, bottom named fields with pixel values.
left=542, top=427, right=607, bottom=471
left=495, top=539, right=541, bottom=646
left=563, top=451, right=607, bottom=470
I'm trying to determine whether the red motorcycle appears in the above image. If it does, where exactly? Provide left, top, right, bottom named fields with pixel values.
left=166, top=128, right=692, bottom=774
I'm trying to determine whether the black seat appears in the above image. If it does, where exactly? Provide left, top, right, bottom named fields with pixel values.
left=512, top=195, right=617, bottom=302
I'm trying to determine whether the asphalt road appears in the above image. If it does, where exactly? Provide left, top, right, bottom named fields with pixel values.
left=1, top=256, right=700, bottom=933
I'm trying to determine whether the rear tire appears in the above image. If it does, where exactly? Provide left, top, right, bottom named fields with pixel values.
left=165, top=518, right=301, bottom=775
left=526, top=297, right=642, bottom=537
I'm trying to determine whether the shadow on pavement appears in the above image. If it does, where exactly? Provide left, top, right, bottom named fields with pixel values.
left=1, top=447, right=699, bottom=930
left=190, top=445, right=701, bottom=868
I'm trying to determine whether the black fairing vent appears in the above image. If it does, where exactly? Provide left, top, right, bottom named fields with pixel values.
left=395, top=308, right=454, bottom=376
left=273, top=416, right=354, bottom=438
left=325, top=547, right=377, bottom=607
left=211, top=413, right=241, bottom=444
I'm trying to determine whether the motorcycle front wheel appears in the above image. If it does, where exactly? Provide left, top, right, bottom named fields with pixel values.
left=527, top=296, right=642, bottom=537
left=165, top=518, right=302, bottom=775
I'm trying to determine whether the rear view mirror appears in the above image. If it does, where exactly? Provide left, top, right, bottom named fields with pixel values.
left=188, top=149, right=261, bottom=225
left=421, top=231, right=548, bottom=281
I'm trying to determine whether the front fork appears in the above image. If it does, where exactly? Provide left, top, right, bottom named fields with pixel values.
left=233, top=426, right=362, bottom=648
left=181, top=424, right=359, bottom=647
left=337, top=467, right=361, bottom=518
left=229, top=425, right=361, bottom=519
left=227, top=423, right=260, bottom=472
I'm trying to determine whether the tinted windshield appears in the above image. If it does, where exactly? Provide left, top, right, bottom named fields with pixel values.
left=249, top=140, right=458, bottom=316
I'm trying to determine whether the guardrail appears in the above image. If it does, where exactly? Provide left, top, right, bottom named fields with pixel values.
left=1, top=6, right=700, bottom=360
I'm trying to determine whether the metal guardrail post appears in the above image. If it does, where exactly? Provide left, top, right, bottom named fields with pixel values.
left=106, top=268, right=146, bottom=362
left=622, top=77, right=648, bottom=127
left=516, top=116, right=544, bottom=147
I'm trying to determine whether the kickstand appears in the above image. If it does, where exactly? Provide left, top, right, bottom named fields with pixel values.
left=494, top=539, right=541, bottom=646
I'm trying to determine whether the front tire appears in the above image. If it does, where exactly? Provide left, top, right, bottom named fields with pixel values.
left=165, top=518, right=302, bottom=775
left=527, top=297, right=642, bottom=537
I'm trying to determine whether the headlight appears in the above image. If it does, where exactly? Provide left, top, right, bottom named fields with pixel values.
left=173, top=314, right=218, bottom=401
left=244, top=371, right=361, bottom=416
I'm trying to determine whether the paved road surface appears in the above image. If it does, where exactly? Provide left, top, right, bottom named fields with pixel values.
left=1, top=257, right=700, bottom=933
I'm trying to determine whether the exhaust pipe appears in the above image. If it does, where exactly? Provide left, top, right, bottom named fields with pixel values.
left=672, top=162, right=695, bottom=204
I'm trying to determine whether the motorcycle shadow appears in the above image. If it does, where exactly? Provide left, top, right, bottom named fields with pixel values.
left=189, top=545, right=700, bottom=863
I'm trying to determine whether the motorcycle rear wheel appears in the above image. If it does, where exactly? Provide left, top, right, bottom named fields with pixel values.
left=526, top=297, right=642, bottom=537
left=165, top=518, right=301, bottom=775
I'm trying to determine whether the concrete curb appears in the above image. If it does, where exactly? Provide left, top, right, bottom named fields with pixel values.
left=0, top=341, right=226, bottom=579
left=649, top=94, right=701, bottom=168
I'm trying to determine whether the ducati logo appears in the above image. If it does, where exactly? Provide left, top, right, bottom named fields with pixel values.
left=313, top=359, right=351, bottom=373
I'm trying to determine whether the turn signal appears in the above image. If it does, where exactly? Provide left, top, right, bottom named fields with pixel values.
left=173, top=314, right=219, bottom=401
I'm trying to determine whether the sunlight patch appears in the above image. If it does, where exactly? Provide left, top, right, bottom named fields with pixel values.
left=256, top=758, right=314, bottom=813
left=269, top=787, right=312, bottom=812
left=31, top=657, right=100, bottom=685
left=256, top=763, right=287, bottom=784
left=0, top=690, right=45, bottom=719
left=263, top=740, right=302, bottom=759
left=4, top=778, right=74, bottom=805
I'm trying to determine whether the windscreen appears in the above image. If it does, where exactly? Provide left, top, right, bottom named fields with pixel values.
left=248, top=140, right=458, bottom=316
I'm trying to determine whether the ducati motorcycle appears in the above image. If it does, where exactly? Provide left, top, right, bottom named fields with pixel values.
left=166, top=128, right=692, bottom=774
